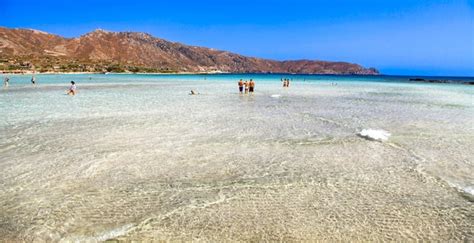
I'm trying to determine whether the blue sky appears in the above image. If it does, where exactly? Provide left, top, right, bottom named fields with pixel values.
left=1, top=0, right=473, bottom=76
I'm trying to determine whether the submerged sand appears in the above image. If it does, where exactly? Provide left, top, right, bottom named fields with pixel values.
left=0, top=75, right=473, bottom=241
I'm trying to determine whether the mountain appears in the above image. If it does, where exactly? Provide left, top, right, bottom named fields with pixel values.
left=0, top=27, right=379, bottom=74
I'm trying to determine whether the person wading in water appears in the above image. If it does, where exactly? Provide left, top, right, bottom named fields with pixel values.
left=238, top=79, right=244, bottom=94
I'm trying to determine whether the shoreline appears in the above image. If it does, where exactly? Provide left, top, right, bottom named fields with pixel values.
left=0, top=70, right=384, bottom=77
left=0, top=70, right=382, bottom=76
left=0, top=70, right=230, bottom=75
left=0, top=71, right=376, bottom=75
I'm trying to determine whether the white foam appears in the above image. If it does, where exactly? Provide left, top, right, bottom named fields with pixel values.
left=447, top=182, right=474, bottom=197
left=462, top=186, right=474, bottom=196
left=357, top=129, right=391, bottom=142
left=270, top=94, right=281, bottom=98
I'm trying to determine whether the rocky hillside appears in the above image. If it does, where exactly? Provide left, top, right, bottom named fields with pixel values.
left=0, top=27, right=379, bottom=74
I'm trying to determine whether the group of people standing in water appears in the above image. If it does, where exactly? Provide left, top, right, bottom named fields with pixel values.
left=4, top=75, right=296, bottom=96
left=238, top=79, right=255, bottom=94
left=237, top=77, right=292, bottom=94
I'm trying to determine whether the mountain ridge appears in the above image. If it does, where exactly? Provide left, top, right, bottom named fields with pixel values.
left=0, top=27, right=379, bottom=74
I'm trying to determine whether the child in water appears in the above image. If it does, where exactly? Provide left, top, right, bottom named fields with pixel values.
left=67, top=81, right=76, bottom=95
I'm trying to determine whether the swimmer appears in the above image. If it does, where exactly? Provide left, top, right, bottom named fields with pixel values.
left=31, top=76, right=36, bottom=85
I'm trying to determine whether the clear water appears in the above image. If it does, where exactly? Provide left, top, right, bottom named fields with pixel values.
left=1, top=74, right=473, bottom=241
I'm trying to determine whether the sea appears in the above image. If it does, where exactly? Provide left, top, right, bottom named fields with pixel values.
left=1, top=73, right=473, bottom=241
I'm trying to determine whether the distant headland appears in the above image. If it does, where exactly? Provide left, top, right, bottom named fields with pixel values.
left=0, top=27, right=379, bottom=75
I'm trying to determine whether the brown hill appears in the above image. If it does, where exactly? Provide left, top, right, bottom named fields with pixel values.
left=0, top=27, right=378, bottom=74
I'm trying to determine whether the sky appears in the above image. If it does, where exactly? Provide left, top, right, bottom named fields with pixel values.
left=1, top=0, right=473, bottom=76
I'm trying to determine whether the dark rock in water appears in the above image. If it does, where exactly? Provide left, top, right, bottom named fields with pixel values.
left=428, top=79, right=449, bottom=83
left=408, top=78, right=473, bottom=85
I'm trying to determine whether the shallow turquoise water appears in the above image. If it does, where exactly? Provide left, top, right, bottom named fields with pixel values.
left=3, top=73, right=474, bottom=85
left=0, top=74, right=473, bottom=241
